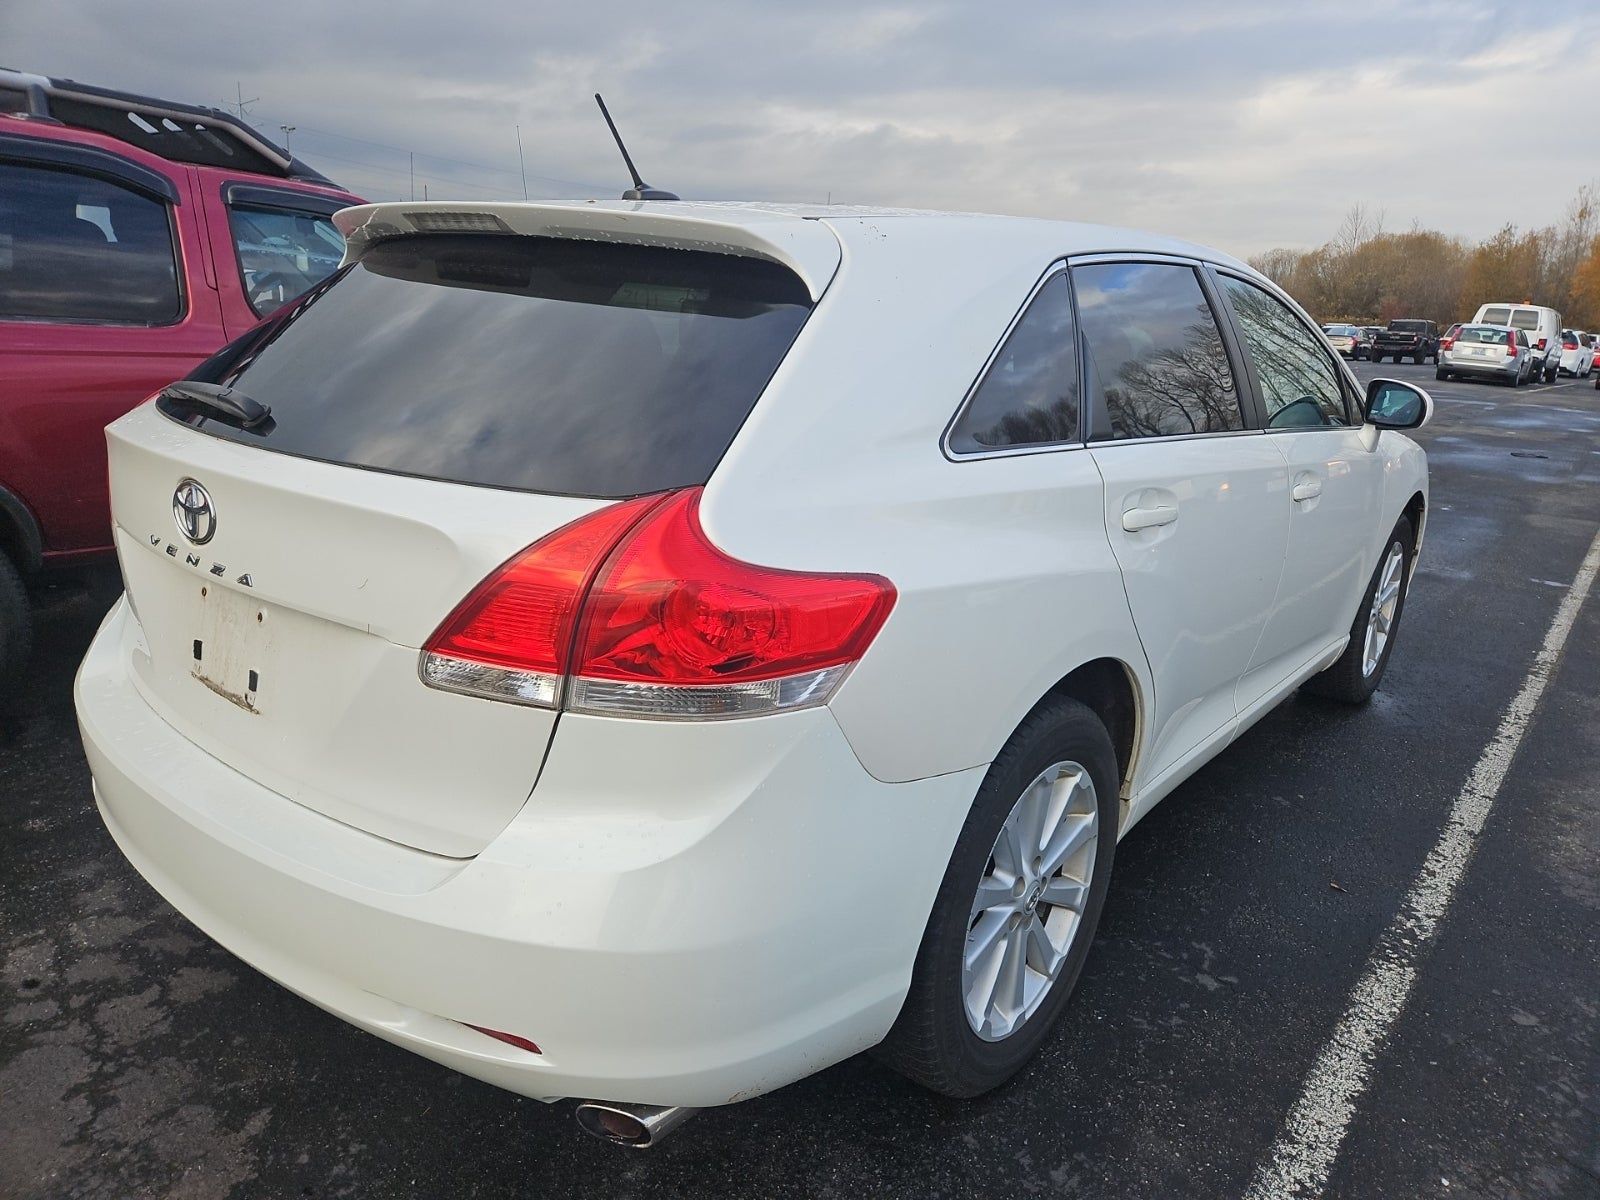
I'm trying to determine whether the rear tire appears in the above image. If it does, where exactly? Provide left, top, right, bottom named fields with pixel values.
left=873, top=696, right=1118, bottom=1098
left=1435, top=368, right=1448, bottom=381
left=1369, top=352, right=1383, bottom=364
left=0, top=553, right=31, bottom=701
left=1302, top=517, right=1414, bottom=704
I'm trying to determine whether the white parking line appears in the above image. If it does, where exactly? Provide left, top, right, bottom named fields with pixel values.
left=1244, top=525, right=1600, bottom=1200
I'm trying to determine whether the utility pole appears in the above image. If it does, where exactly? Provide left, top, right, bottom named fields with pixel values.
left=279, top=125, right=296, bottom=156
left=516, top=125, right=529, bottom=200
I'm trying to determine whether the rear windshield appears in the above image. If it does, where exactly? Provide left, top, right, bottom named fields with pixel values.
left=1510, top=309, right=1540, bottom=330
left=1459, top=326, right=1512, bottom=344
left=1388, top=320, right=1429, bottom=333
left=1480, top=307, right=1512, bottom=325
left=1324, top=325, right=1357, bottom=335
left=162, top=234, right=813, bottom=497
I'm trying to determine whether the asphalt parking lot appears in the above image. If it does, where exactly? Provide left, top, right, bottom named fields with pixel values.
left=2, top=361, right=1597, bottom=1200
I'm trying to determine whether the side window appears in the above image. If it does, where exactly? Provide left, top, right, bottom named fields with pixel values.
left=228, top=204, right=347, bottom=317
left=0, top=160, right=181, bottom=324
left=1072, top=261, right=1243, bottom=439
left=1219, top=276, right=1349, bottom=429
left=948, top=270, right=1079, bottom=453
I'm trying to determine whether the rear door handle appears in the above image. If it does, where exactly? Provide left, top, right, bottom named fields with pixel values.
left=1122, top=504, right=1179, bottom=532
left=1292, top=478, right=1323, bottom=503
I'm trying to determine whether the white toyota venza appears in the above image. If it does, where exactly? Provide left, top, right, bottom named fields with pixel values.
left=77, top=200, right=1430, bottom=1147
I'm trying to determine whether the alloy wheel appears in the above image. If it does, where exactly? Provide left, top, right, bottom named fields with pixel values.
left=1362, top=541, right=1405, bottom=677
left=962, top=761, right=1099, bottom=1041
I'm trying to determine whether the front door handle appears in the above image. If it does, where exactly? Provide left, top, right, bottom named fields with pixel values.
left=1122, top=504, right=1179, bottom=532
left=1292, top=477, right=1323, bottom=503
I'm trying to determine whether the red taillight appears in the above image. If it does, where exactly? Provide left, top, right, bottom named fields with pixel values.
left=1506, top=333, right=1518, bottom=356
left=1562, top=338, right=1577, bottom=349
left=1536, top=337, right=1547, bottom=350
left=422, top=488, right=896, bottom=718
left=569, top=489, right=896, bottom=718
left=463, top=1024, right=542, bottom=1054
left=1441, top=338, right=1455, bottom=350
left=420, top=494, right=666, bottom=706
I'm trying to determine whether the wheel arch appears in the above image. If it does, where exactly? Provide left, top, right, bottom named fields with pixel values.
left=1032, top=657, right=1144, bottom=806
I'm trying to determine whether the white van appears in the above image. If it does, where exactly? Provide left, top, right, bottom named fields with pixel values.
left=1472, top=303, right=1562, bottom=382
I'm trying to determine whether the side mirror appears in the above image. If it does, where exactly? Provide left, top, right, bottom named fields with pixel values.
left=1364, top=378, right=1432, bottom=430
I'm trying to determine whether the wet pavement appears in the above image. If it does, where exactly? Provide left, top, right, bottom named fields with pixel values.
left=2, top=362, right=1597, bottom=1199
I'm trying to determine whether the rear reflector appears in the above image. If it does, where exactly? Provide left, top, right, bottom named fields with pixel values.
left=463, top=1023, right=542, bottom=1054
left=421, top=488, right=895, bottom=719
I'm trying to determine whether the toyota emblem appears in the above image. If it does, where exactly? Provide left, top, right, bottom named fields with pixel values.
left=172, top=478, right=216, bottom=545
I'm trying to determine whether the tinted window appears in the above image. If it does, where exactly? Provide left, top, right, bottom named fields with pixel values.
left=229, top=204, right=346, bottom=316
left=1481, top=306, right=1511, bottom=325
left=1073, top=262, right=1242, bottom=439
left=948, top=272, right=1079, bottom=453
left=1221, top=277, right=1348, bottom=428
left=0, top=161, right=180, bottom=324
left=1389, top=319, right=1430, bottom=333
left=164, top=234, right=812, bottom=497
left=1510, top=309, right=1540, bottom=330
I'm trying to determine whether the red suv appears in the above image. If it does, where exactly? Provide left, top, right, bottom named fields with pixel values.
left=0, top=70, right=362, bottom=687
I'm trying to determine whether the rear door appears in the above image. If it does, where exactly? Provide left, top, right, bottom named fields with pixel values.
left=198, top=173, right=358, bottom=336
left=107, top=230, right=819, bottom=856
left=1077, top=258, right=1290, bottom=790
left=0, top=147, right=225, bottom=557
left=1211, top=270, right=1383, bottom=709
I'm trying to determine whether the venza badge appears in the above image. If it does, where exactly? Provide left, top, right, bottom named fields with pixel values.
left=172, top=478, right=216, bottom=545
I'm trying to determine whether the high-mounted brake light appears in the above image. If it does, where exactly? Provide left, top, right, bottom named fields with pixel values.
left=421, top=489, right=896, bottom=719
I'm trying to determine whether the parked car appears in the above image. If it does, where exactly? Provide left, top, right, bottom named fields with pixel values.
left=1557, top=330, right=1595, bottom=377
left=1322, top=322, right=1369, bottom=359
left=1437, top=324, right=1534, bottom=386
left=1369, top=319, right=1440, bottom=364
left=76, top=200, right=1431, bottom=1148
left=1362, top=325, right=1384, bottom=346
left=0, top=69, right=361, bottom=689
left=1472, top=302, right=1562, bottom=382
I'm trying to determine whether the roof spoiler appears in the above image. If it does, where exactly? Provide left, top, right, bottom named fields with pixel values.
left=333, top=202, right=843, bottom=302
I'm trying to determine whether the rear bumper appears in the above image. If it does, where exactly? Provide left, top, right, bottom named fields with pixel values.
left=78, top=600, right=981, bottom=1107
left=1441, top=355, right=1519, bottom=379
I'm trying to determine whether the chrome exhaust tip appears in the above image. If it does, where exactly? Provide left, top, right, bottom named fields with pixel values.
left=574, top=1101, right=698, bottom=1149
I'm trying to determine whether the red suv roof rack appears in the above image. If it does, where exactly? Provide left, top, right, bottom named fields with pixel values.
left=0, top=67, right=334, bottom=185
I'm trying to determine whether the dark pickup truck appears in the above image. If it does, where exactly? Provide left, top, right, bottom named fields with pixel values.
left=1369, top=319, right=1440, bottom=364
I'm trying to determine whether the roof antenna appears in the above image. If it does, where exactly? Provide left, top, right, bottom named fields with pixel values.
left=594, top=93, right=678, bottom=201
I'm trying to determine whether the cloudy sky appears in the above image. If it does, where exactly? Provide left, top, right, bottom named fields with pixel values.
left=7, top=1, right=1597, bottom=256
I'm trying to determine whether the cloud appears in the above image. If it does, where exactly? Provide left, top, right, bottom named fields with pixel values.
left=5, top=0, right=1597, bottom=254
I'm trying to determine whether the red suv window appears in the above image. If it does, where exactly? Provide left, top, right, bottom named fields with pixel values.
left=0, top=160, right=181, bottom=324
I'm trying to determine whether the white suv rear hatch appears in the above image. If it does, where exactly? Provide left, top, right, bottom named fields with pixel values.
left=108, top=214, right=828, bottom=857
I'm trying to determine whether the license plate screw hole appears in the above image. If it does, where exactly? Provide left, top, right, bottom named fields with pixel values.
left=201, top=586, right=208, bottom=598
left=192, top=639, right=202, bottom=662
left=248, top=670, right=259, bottom=693
left=256, top=611, right=264, bottom=624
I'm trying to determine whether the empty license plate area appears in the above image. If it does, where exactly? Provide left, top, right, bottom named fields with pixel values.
left=190, top=584, right=273, bottom=714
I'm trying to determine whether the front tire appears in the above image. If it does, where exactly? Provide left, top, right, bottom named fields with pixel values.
left=874, top=696, right=1118, bottom=1097
left=1302, top=518, right=1414, bottom=704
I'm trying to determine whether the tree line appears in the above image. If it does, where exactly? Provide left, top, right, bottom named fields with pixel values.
left=1248, top=186, right=1600, bottom=329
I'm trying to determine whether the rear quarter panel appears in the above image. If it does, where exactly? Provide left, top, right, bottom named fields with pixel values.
left=701, top=218, right=1150, bottom=788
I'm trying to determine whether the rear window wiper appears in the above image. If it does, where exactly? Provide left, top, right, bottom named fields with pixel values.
left=159, top=381, right=273, bottom=429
